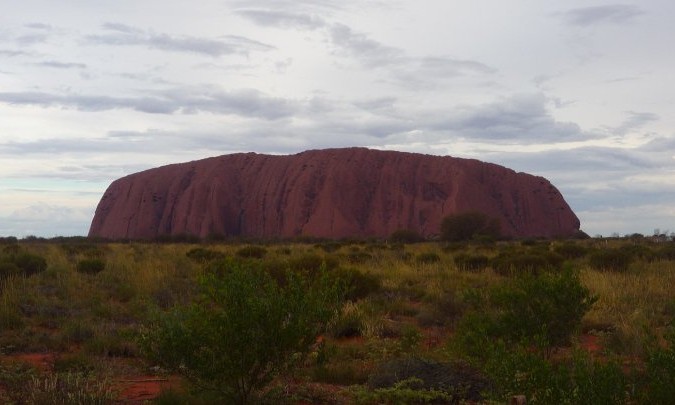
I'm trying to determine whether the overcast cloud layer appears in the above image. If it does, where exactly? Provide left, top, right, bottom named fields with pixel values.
left=1, top=0, right=674, bottom=237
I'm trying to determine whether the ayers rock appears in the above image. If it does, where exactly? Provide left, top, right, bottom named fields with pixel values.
left=88, top=147, right=581, bottom=240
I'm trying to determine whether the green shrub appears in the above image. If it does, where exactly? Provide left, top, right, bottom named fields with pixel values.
left=656, top=244, right=675, bottom=261
left=311, top=363, right=370, bottom=385
left=186, top=247, right=227, bottom=263
left=553, top=242, right=589, bottom=260
left=332, top=267, right=381, bottom=301
left=624, top=244, right=656, bottom=262
left=142, top=259, right=344, bottom=404
left=480, top=343, right=627, bottom=405
left=641, top=328, right=675, bottom=404
left=12, top=252, right=47, bottom=276
left=314, top=242, right=343, bottom=253
left=345, top=251, right=374, bottom=264
left=415, top=252, right=441, bottom=264
left=490, top=251, right=562, bottom=276
left=0, top=262, right=21, bottom=280
left=440, top=211, right=501, bottom=242
left=76, top=258, right=106, bottom=275
left=454, top=253, right=489, bottom=272
left=235, top=245, right=267, bottom=259
left=366, top=357, right=491, bottom=404
left=60, top=243, right=105, bottom=259
left=456, top=269, right=596, bottom=352
left=588, top=249, right=633, bottom=272
left=53, top=353, right=96, bottom=374
left=389, top=229, right=424, bottom=244
left=288, top=253, right=339, bottom=273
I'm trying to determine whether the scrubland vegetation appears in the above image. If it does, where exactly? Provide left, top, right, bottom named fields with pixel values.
left=1, top=232, right=675, bottom=403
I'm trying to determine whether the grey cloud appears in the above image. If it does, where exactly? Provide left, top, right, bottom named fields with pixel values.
left=329, top=23, right=404, bottom=67
left=483, top=145, right=669, bottom=216
left=24, top=23, right=53, bottom=31
left=0, top=88, right=296, bottom=119
left=639, top=136, right=675, bottom=152
left=101, top=22, right=143, bottom=34
left=612, top=111, right=659, bottom=135
left=236, top=9, right=326, bottom=29
left=16, top=33, right=48, bottom=45
left=3, top=204, right=92, bottom=237
left=229, top=0, right=343, bottom=12
left=430, top=94, right=586, bottom=141
left=238, top=8, right=494, bottom=83
left=493, top=146, right=655, bottom=175
left=393, top=56, right=496, bottom=88
left=237, top=9, right=403, bottom=67
left=353, top=97, right=397, bottom=113
left=86, top=24, right=274, bottom=57
left=0, top=50, right=32, bottom=57
left=35, top=60, right=87, bottom=69
left=560, top=4, right=644, bottom=27
left=418, top=57, right=495, bottom=75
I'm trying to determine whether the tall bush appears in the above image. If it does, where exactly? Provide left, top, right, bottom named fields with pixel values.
left=440, top=211, right=500, bottom=242
left=141, top=260, right=344, bottom=404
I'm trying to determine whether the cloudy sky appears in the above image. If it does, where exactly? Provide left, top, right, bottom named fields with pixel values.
left=1, top=0, right=673, bottom=237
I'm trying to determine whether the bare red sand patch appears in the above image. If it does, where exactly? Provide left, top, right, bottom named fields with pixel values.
left=579, top=334, right=602, bottom=353
left=115, top=375, right=180, bottom=403
left=5, top=353, right=55, bottom=371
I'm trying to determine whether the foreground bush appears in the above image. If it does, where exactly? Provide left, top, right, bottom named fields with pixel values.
left=641, top=328, right=675, bottom=404
left=141, top=260, right=344, bottom=404
left=480, top=343, right=627, bottom=405
left=455, top=269, right=596, bottom=354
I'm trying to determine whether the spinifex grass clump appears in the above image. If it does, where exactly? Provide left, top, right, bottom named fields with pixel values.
left=185, top=247, right=227, bottom=263
left=553, top=241, right=589, bottom=260
left=362, top=357, right=491, bottom=404
left=490, top=249, right=563, bottom=276
left=235, top=245, right=268, bottom=259
left=415, top=252, right=441, bottom=264
left=76, top=258, right=106, bottom=275
left=588, top=248, right=634, bottom=272
left=454, top=253, right=489, bottom=272
left=0, top=247, right=48, bottom=279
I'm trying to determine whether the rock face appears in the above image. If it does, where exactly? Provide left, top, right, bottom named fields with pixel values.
left=88, top=148, right=580, bottom=240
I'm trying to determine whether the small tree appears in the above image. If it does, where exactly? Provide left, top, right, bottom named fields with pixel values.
left=142, top=260, right=344, bottom=404
left=440, top=211, right=501, bottom=242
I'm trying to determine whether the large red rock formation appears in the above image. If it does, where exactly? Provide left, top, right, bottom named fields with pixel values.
left=88, top=148, right=580, bottom=240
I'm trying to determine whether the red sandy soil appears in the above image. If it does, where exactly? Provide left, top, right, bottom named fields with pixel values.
left=1, top=333, right=603, bottom=403
left=115, top=375, right=180, bottom=404
left=2, top=352, right=179, bottom=403
left=7, top=353, right=55, bottom=371
left=579, top=334, right=602, bottom=353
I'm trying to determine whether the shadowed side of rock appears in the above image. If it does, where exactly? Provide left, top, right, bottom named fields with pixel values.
left=88, top=148, right=581, bottom=240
